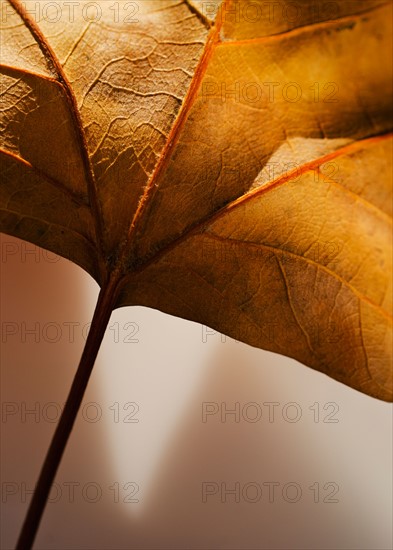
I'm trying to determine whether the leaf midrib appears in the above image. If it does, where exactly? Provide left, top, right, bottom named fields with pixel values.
left=115, top=0, right=228, bottom=269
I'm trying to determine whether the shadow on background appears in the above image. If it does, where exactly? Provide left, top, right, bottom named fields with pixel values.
left=1, top=235, right=392, bottom=550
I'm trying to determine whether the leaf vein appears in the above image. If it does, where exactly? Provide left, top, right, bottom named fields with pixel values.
left=205, top=233, right=393, bottom=323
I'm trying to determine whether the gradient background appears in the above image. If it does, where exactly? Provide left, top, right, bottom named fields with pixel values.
left=1, top=233, right=392, bottom=549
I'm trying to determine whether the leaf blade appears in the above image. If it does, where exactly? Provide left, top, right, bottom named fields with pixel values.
left=0, top=0, right=392, bottom=399
left=117, top=135, right=393, bottom=400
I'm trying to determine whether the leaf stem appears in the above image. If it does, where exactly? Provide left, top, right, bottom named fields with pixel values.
left=15, top=275, right=121, bottom=550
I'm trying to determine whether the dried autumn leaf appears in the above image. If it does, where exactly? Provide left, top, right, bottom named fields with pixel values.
left=1, top=0, right=392, bottom=546
left=1, top=0, right=392, bottom=397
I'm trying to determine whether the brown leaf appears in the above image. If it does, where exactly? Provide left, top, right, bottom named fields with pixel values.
left=1, top=0, right=392, bottom=400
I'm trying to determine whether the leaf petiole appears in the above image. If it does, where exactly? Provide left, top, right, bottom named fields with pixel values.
left=15, top=274, right=121, bottom=550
